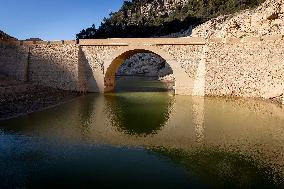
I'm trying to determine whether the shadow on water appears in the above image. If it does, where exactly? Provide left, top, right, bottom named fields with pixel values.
left=115, top=76, right=174, bottom=93
left=151, top=147, right=284, bottom=189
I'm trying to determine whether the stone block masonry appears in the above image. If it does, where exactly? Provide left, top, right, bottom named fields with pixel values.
left=0, top=40, right=29, bottom=81
left=205, top=38, right=284, bottom=102
left=0, top=40, right=84, bottom=91
left=29, top=43, right=80, bottom=91
left=0, top=37, right=283, bottom=104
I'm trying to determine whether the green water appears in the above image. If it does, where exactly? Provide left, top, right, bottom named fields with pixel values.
left=0, top=81, right=284, bottom=188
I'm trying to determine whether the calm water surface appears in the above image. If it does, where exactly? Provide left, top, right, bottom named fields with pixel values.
left=0, top=80, right=284, bottom=188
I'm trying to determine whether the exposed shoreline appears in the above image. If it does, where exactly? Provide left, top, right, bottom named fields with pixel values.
left=0, top=75, right=80, bottom=121
left=0, top=74, right=282, bottom=121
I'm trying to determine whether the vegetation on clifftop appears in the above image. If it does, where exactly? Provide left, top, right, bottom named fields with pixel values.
left=77, top=0, right=265, bottom=39
left=0, top=30, right=16, bottom=41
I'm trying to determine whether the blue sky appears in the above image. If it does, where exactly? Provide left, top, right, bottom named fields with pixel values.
left=0, top=0, right=125, bottom=40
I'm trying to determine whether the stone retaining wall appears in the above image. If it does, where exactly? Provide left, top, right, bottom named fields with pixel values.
left=0, top=40, right=83, bottom=91
left=205, top=37, right=284, bottom=101
left=29, top=43, right=80, bottom=91
left=0, top=41, right=29, bottom=81
left=0, top=37, right=283, bottom=103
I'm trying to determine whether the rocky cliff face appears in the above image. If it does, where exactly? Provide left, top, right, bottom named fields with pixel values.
left=117, top=53, right=173, bottom=77
left=192, top=0, right=284, bottom=37
left=163, top=0, right=284, bottom=37
left=128, top=0, right=188, bottom=20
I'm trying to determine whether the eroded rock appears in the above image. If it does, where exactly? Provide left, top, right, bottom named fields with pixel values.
left=191, top=0, right=284, bottom=38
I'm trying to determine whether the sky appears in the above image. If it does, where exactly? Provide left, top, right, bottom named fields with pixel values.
left=0, top=0, right=125, bottom=40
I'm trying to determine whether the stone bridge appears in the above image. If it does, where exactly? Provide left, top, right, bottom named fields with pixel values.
left=79, top=38, right=206, bottom=95
left=0, top=36, right=283, bottom=102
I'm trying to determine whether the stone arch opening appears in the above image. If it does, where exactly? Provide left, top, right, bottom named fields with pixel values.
left=104, top=48, right=176, bottom=93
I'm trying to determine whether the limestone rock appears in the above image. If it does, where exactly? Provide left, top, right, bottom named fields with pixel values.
left=191, top=0, right=284, bottom=38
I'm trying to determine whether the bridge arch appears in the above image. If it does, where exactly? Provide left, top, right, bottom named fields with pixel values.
left=103, top=46, right=193, bottom=95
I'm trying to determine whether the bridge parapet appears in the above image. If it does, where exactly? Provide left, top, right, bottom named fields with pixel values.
left=78, top=35, right=284, bottom=46
left=4, top=35, right=281, bottom=47
left=79, top=37, right=207, bottom=46
left=18, top=40, right=78, bottom=46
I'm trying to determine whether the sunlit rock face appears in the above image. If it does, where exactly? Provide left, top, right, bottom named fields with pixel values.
left=191, top=0, right=284, bottom=38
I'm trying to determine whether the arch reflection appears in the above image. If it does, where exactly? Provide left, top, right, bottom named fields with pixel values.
left=104, top=92, right=174, bottom=136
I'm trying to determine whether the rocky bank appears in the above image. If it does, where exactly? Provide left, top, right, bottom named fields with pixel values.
left=0, top=74, right=79, bottom=120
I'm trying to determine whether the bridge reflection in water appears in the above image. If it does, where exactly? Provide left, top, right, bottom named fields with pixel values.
left=0, top=92, right=284, bottom=188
